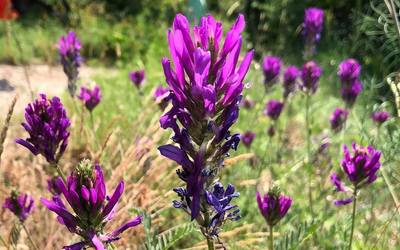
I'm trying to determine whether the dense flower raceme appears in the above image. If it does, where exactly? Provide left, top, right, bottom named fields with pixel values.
left=41, top=161, right=142, bottom=250
left=372, top=111, right=390, bottom=125
left=338, top=59, right=362, bottom=107
left=330, top=108, right=348, bottom=133
left=129, top=70, right=145, bottom=88
left=16, top=94, right=71, bottom=164
left=300, top=61, right=322, bottom=94
left=78, top=85, right=102, bottom=112
left=283, top=65, right=300, bottom=99
left=330, top=143, right=381, bottom=206
left=303, top=7, right=324, bottom=44
left=58, top=31, right=82, bottom=96
left=241, top=131, right=256, bottom=148
left=240, top=97, right=255, bottom=109
left=153, top=85, right=171, bottom=109
left=262, top=56, right=282, bottom=88
left=264, top=100, right=284, bottom=120
left=158, top=13, right=253, bottom=237
left=256, top=186, right=292, bottom=227
left=3, top=191, right=34, bottom=222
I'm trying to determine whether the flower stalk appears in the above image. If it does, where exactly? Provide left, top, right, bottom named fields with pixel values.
left=21, top=222, right=39, bottom=250
left=348, top=187, right=357, bottom=250
left=269, top=225, right=274, bottom=250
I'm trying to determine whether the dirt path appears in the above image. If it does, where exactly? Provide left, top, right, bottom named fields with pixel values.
left=0, top=64, right=116, bottom=115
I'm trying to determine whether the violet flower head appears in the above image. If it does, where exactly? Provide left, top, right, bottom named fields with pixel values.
left=241, top=131, right=256, bottom=148
left=338, top=58, right=361, bottom=83
left=264, top=100, right=284, bottom=120
left=283, top=65, right=300, bottom=98
left=300, top=61, right=321, bottom=94
left=153, top=85, right=171, bottom=109
left=16, top=94, right=70, bottom=164
left=262, top=56, right=281, bottom=87
left=78, top=85, right=102, bottom=112
left=58, top=31, right=82, bottom=96
left=256, top=186, right=292, bottom=227
left=303, top=7, right=324, bottom=43
left=159, top=13, right=253, bottom=237
left=41, top=160, right=142, bottom=250
left=330, top=108, right=348, bottom=133
left=3, top=191, right=34, bottom=222
left=129, top=70, right=145, bottom=88
left=372, top=111, right=390, bottom=125
left=240, top=97, right=255, bottom=109
left=341, top=79, right=362, bottom=107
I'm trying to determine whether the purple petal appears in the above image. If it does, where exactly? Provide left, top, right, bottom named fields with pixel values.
left=102, top=181, right=124, bottom=218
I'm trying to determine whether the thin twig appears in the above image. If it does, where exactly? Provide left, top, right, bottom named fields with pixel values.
left=21, top=222, right=39, bottom=250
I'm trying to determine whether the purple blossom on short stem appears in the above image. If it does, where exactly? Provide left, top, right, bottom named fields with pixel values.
left=283, top=65, right=300, bottom=99
left=262, top=56, right=281, bottom=90
left=372, top=111, right=390, bottom=125
left=330, top=108, right=348, bottom=133
left=58, top=31, right=82, bottom=97
left=264, top=100, right=284, bottom=120
left=16, top=94, right=70, bottom=164
left=129, top=70, right=145, bottom=89
left=300, top=61, right=321, bottom=95
left=78, top=85, right=102, bottom=112
left=240, top=131, right=256, bottom=148
left=338, top=59, right=362, bottom=107
left=41, top=160, right=142, bottom=250
left=302, top=7, right=324, bottom=57
left=3, top=191, right=34, bottom=222
left=158, top=13, right=253, bottom=245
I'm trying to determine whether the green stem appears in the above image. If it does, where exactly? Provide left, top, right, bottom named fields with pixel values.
left=51, top=162, right=66, bottom=183
left=348, top=188, right=357, bottom=250
left=207, top=237, right=215, bottom=250
left=269, top=225, right=274, bottom=250
left=0, top=234, right=7, bottom=247
left=305, top=93, right=314, bottom=215
left=21, top=222, right=39, bottom=250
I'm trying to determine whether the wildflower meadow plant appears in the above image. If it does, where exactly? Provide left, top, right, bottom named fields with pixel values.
left=330, top=108, right=348, bottom=133
left=158, top=13, right=253, bottom=248
left=262, top=56, right=282, bottom=91
left=58, top=31, right=82, bottom=97
left=78, top=85, right=102, bottom=112
left=283, top=65, right=300, bottom=99
left=257, top=185, right=292, bottom=250
left=302, top=7, right=324, bottom=58
left=129, top=69, right=146, bottom=89
left=241, top=131, right=256, bottom=148
left=330, top=143, right=381, bottom=249
left=338, top=59, right=362, bottom=107
left=372, top=111, right=390, bottom=125
left=41, top=160, right=142, bottom=250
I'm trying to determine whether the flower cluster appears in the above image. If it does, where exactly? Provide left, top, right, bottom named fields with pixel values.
left=372, top=111, right=390, bottom=125
left=300, top=61, right=321, bottom=95
left=241, top=131, right=256, bottom=148
left=129, top=70, right=146, bottom=89
left=58, top=31, right=82, bottom=97
left=78, top=85, right=102, bottom=112
left=264, top=100, right=284, bottom=120
left=3, top=191, right=34, bottom=222
left=263, top=56, right=281, bottom=89
left=158, top=13, right=253, bottom=239
left=302, top=7, right=324, bottom=54
left=338, top=59, right=362, bottom=107
left=16, top=94, right=70, bottom=164
left=330, top=143, right=381, bottom=205
left=283, top=65, right=300, bottom=99
left=256, top=186, right=292, bottom=227
left=330, top=108, right=348, bottom=133
left=41, top=161, right=142, bottom=249
left=153, top=85, right=171, bottom=109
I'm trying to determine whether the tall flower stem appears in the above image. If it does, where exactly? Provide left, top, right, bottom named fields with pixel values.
left=348, top=188, right=357, bottom=250
left=269, top=225, right=274, bottom=250
left=51, top=162, right=66, bottom=183
left=305, top=93, right=314, bottom=215
left=207, top=237, right=215, bottom=250
left=21, top=222, right=39, bottom=250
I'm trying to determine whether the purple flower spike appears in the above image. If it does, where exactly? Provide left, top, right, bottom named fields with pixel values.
left=372, top=111, right=390, bottom=125
left=303, top=7, right=324, bottom=44
left=330, top=108, right=348, bottom=133
left=262, top=56, right=282, bottom=88
left=41, top=161, right=141, bottom=250
left=16, top=94, right=70, bottom=164
left=300, top=61, right=321, bottom=94
left=264, top=100, right=284, bottom=120
left=341, top=80, right=362, bottom=107
left=129, top=70, right=145, bottom=88
left=256, top=186, right=292, bottom=227
left=241, top=131, right=256, bottom=148
left=283, top=65, right=300, bottom=98
left=3, top=191, right=34, bottom=222
left=58, top=31, right=82, bottom=96
left=78, top=85, right=102, bottom=112
left=338, top=59, right=361, bottom=83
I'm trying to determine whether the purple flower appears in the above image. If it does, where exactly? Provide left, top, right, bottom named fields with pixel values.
left=303, top=7, right=324, bottom=43
left=283, top=65, right=300, bottom=98
left=47, top=177, right=62, bottom=195
left=129, top=70, right=145, bottom=88
left=153, top=85, right=171, bottom=109
left=338, top=58, right=361, bottom=83
left=341, top=79, right=362, bottom=107
left=16, top=94, right=70, bottom=164
left=300, top=61, right=321, bottom=94
left=58, top=31, right=82, bottom=96
left=256, top=187, right=292, bottom=227
left=41, top=161, right=142, bottom=250
left=240, top=97, right=255, bottom=109
left=3, top=191, right=34, bottom=222
left=262, top=56, right=281, bottom=87
left=159, top=13, right=252, bottom=236
left=78, top=85, right=102, bottom=112
left=241, top=131, right=256, bottom=148
left=372, top=111, right=390, bottom=125
left=330, top=108, right=348, bottom=133
left=264, top=100, right=284, bottom=120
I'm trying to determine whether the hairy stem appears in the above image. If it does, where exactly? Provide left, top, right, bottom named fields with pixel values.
left=348, top=188, right=357, bottom=250
left=269, top=225, right=274, bottom=250
left=305, top=93, right=314, bottom=215
left=21, top=222, right=39, bottom=250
